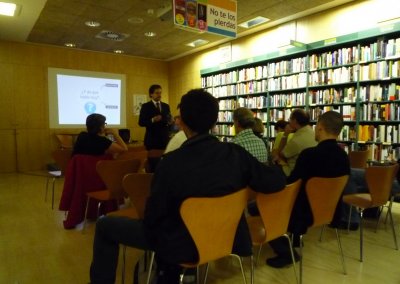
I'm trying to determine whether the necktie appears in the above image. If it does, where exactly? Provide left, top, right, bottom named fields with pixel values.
left=156, top=102, right=161, bottom=112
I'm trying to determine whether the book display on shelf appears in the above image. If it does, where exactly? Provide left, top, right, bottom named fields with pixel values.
left=201, top=22, right=400, bottom=161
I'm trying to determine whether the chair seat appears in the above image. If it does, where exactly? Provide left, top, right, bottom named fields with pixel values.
left=107, top=207, right=139, bottom=219
left=87, top=190, right=113, bottom=201
left=247, top=216, right=266, bottom=244
left=343, top=193, right=372, bottom=209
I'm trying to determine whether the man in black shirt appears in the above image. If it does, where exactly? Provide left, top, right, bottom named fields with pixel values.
left=267, top=111, right=351, bottom=268
left=90, top=89, right=286, bottom=284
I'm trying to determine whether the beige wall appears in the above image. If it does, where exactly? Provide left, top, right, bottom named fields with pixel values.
left=0, top=42, right=168, bottom=172
left=168, top=0, right=400, bottom=110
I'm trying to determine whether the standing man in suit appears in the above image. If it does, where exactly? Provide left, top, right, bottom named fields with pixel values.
left=139, top=84, right=172, bottom=171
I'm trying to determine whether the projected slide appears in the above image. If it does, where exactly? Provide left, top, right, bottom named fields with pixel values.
left=57, top=75, right=121, bottom=125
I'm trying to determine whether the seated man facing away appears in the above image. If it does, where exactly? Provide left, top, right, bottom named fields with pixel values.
left=232, top=107, right=268, bottom=163
left=267, top=111, right=351, bottom=268
left=89, top=89, right=286, bottom=284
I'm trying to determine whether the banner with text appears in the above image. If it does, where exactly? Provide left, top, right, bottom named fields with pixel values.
left=174, top=0, right=237, bottom=38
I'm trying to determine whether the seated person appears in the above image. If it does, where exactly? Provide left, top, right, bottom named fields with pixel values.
left=89, top=88, right=286, bottom=284
left=164, top=115, right=187, bottom=154
left=73, top=113, right=128, bottom=156
left=232, top=107, right=268, bottom=163
left=267, top=111, right=351, bottom=268
left=272, top=110, right=317, bottom=176
left=271, top=120, right=293, bottom=156
left=252, top=117, right=269, bottom=150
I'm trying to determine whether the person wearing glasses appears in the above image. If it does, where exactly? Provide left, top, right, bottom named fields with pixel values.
left=73, top=113, right=128, bottom=156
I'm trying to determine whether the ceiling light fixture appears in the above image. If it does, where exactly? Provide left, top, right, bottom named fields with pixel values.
left=64, top=43, right=76, bottom=48
left=113, top=50, right=124, bottom=54
left=0, top=1, right=18, bottom=16
left=128, top=17, right=144, bottom=24
left=186, top=39, right=209, bottom=48
left=144, top=32, right=156, bottom=37
left=238, top=16, right=270, bottom=29
left=85, top=21, right=100, bottom=27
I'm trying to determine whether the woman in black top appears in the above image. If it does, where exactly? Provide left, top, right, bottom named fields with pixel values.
left=73, top=113, right=128, bottom=156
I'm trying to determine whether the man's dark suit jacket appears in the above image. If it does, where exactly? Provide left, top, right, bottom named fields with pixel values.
left=139, top=101, right=171, bottom=150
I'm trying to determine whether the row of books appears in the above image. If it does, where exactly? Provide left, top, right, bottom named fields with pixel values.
left=269, top=92, right=307, bottom=107
left=308, top=87, right=356, bottom=104
left=360, top=38, right=400, bottom=61
left=213, top=124, right=235, bottom=136
left=359, top=83, right=400, bottom=101
left=237, top=96, right=267, bottom=109
left=359, top=60, right=399, bottom=80
left=309, top=66, right=357, bottom=86
left=308, top=105, right=356, bottom=121
left=309, top=46, right=358, bottom=70
left=360, top=103, right=400, bottom=121
left=358, top=124, right=400, bottom=144
left=268, top=73, right=307, bottom=91
left=218, top=99, right=238, bottom=111
left=266, top=57, right=307, bottom=77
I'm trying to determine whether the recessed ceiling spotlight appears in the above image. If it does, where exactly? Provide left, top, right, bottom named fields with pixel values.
left=64, top=43, right=76, bottom=48
left=128, top=17, right=144, bottom=24
left=85, top=21, right=101, bottom=27
left=144, top=32, right=157, bottom=37
left=0, top=1, right=19, bottom=16
left=113, top=50, right=124, bottom=54
left=186, top=39, right=209, bottom=48
left=238, top=16, right=270, bottom=29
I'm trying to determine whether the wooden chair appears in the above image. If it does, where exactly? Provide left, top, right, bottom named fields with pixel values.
left=178, top=188, right=249, bottom=284
left=145, top=188, right=249, bottom=284
left=247, top=179, right=301, bottom=284
left=300, top=175, right=349, bottom=284
left=348, top=150, right=369, bottom=169
left=342, top=164, right=399, bottom=262
left=45, top=148, right=72, bottom=209
left=82, top=159, right=141, bottom=231
left=56, top=134, right=74, bottom=149
left=107, top=173, right=154, bottom=284
left=115, top=150, right=148, bottom=173
left=145, top=149, right=165, bottom=173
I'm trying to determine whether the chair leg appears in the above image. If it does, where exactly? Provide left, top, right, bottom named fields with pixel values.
left=250, top=255, right=255, bottom=284
left=374, top=206, right=383, bottom=233
left=334, top=228, right=346, bottom=275
left=384, top=196, right=394, bottom=225
left=82, top=197, right=91, bottom=233
left=45, top=177, right=50, bottom=202
left=359, top=209, right=364, bottom=262
left=319, top=225, right=325, bottom=242
left=387, top=205, right=399, bottom=250
left=347, top=205, right=353, bottom=233
left=145, top=251, right=155, bottom=284
left=133, top=262, right=139, bottom=284
left=231, top=254, right=247, bottom=284
left=51, top=178, right=56, bottom=210
left=121, top=245, right=126, bottom=284
left=284, top=233, right=299, bottom=284
left=203, top=263, right=210, bottom=284
left=299, top=235, right=303, bottom=284
left=255, top=244, right=263, bottom=266
left=179, top=269, right=186, bottom=284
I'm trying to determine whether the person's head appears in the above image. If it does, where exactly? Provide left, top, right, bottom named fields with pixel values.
left=289, top=109, right=310, bottom=130
left=275, top=120, right=288, bottom=132
left=233, top=107, right=255, bottom=133
left=315, top=111, right=344, bottom=142
left=149, top=84, right=162, bottom=101
left=253, top=117, right=265, bottom=138
left=179, top=89, right=219, bottom=136
left=86, top=113, right=106, bottom=135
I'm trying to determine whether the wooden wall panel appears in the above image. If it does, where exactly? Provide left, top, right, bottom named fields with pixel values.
left=0, top=130, right=16, bottom=172
left=0, top=41, right=168, bottom=172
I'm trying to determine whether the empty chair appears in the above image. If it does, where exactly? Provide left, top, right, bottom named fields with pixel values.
left=82, top=159, right=141, bottom=231
left=56, top=134, right=74, bottom=149
left=45, top=148, right=72, bottom=209
left=300, top=175, right=349, bottom=284
left=342, top=164, right=399, bottom=262
left=115, top=150, right=148, bottom=173
left=348, top=150, right=369, bottom=169
left=247, top=179, right=301, bottom=284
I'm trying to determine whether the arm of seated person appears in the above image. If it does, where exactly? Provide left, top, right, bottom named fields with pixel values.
left=105, top=128, right=128, bottom=155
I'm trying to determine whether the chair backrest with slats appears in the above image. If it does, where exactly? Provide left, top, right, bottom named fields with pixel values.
left=348, top=150, right=369, bottom=169
left=179, top=188, right=248, bottom=266
left=257, top=179, right=301, bottom=242
left=96, top=159, right=141, bottom=198
left=52, top=148, right=73, bottom=175
left=366, top=164, right=399, bottom=207
left=122, top=173, right=153, bottom=218
left=306, top=175, right=349, bottom=227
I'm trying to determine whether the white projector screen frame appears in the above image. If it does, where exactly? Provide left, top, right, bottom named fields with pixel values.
left=48, top=67, right=126, bottom=129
